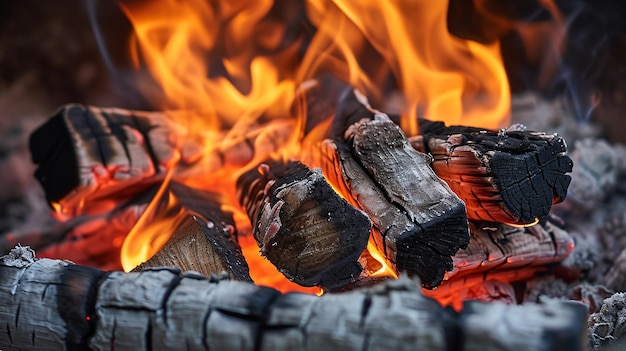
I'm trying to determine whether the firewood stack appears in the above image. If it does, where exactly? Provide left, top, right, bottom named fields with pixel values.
left=0, top=81, right=583, bottom=349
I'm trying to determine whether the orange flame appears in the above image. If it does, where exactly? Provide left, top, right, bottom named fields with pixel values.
left=118, top=0, right=512, bottom=293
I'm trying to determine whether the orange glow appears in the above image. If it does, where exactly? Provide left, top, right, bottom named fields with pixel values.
left=116, top=0, right=514, bottom=294
left=366, top=240, right=398, bottom=279
left=300, top=0, right=511, bottom=134
left=121, top=161, right=184, bottom=272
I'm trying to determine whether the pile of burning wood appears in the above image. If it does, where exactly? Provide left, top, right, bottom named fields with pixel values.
left=4, top=78, right=625, bottom=350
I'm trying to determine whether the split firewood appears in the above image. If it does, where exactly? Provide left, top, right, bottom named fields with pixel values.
left=423, top=218, right=575, bottom=307
left=0, top=247, right=589, bottom=351
left=411, top=119, right=573, bottom=225
left=237, top=160, right=371, bottom=290
left=325, top=88, right=573, bottom=226
left=29, top=104, right=203, bottom=216
left=133, top=182, right=251, bottom=281
left=307, top=114, right=470, bottom=288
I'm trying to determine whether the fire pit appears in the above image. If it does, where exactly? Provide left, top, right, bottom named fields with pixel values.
left=1, top=0, right=626, bottom=350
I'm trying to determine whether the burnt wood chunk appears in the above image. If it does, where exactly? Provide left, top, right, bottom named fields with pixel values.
left=0, top=251, right=588, bottom=351
left=310, top=114, right=470, bottom=288
left=133, top=183, right=251, bottom=281
left=413, top=119, right=573, bottom=225
left=29, top=104, right=200, bottom=215
left=423, top=217, right=575, bottom=307
left=237, top=160, right=370, bottom=290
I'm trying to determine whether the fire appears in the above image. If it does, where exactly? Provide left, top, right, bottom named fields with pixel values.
left=116, top=0, right=512, bottom=293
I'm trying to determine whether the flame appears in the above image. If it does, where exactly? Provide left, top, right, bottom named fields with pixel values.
left=300, top=0, right=511, bottom=134
left=116, top=0, right=513, bottom=293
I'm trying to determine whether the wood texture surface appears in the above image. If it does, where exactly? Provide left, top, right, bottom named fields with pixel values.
left=308, top=114, right=469, bottom=288
left=413, top=119, right=573, bottom=225
left=0, top=247, right=589, bottom=351
left=237, top=160, right=371, bottom=290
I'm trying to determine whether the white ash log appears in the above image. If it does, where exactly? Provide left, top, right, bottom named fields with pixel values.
left=237, top=160, right=370, bottom=291
left=0, top=247, right=588, bottom=351
left=133, top=182, right=251, bottom=281
left=306, top=113, right=470, bottom=288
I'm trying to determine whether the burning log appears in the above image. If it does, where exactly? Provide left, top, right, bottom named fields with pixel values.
left=328, top=88, right=572, bottom=226
left=424, top=218, right=575, bottom=307
left=0, top=247, right=588, bottom=351
left=412, top=119, right=573, bottom=225
left=133, top=183, right=251, bottom=281
left=237, top=160, right=370, bottom=290
left=309, top=114, right=470, bottom=288
left=29, top=104, right=202, bottom=216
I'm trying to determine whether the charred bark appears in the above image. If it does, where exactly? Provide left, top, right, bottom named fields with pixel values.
left=413, top=119, right=573, bottom=225
left=0, top=247, right=588, bottom=351
left=309, top=114, right=470, bottom=288
left=424, top=217, right=575, bottom=306
left=328, top=88, right=572, bottom=226
left=29, top=104, right=202, bottom=216
left=237, top=160, right=370, bottom=290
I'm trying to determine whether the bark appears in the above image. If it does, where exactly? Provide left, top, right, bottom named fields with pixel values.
left=325, top=87, right=573, bottom=226
left=237, top=160, right=371, bottom=290
left=413, top=119, right=573, bottom=225
left=29, top=104, right=202, bottom=216
left=424, top=218, right=575, bottom=306
left=0, top=246, right=588, bottom=351
left=307, top=114, right=470, bottom=288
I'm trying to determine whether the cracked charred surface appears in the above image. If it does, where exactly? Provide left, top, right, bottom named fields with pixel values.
left=0, top=249, right=588, bottom=351
left=237, top=160, right=370, bottom=290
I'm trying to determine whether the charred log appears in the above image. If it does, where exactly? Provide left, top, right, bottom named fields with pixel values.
left=329, top=88, right=572, bottom=226
left=134, top=183, right=251, bottom=281
left=28, top=104, right=202, bottom=216
left=424, top=217, right=575, bottom=307
left=0, top=247, right=588, bottom=351
left=237, top=160, right=370, bottom=290
left=308, top=114, right=470, bottom=288
left=413, top=119, right=573, bottom=225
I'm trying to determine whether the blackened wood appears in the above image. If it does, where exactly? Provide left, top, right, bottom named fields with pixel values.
left=237, top=160, right=370, bottom=290
left=424, top=218, right=575, bottom=306
left=29, top=104, right=200, bottom=216
left=331, top=88, right=573, bottom=226
left=310, top=115, right=470, bottom=288
left=0, top=251, right=588, bottom=351
left=414, top=120, right=573, bottom=225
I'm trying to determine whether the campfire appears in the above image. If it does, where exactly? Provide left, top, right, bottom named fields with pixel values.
left=2, top=0, right=626, bottom=350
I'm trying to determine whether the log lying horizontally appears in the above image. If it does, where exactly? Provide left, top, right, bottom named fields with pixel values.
left=326, top=88, right=573, bottom=226
left=411, top=120, right=573, bottom=225
left=424, top=217, right=575, bottom=308
left=133, top=182, right=251, bottom=281
left=29, top=104, right=202, bottom=216
left=308, top=112, right=470, bottom=288
left=0, top=247, right=588, bottom=351
left=237, top=160, right=370, bottom=290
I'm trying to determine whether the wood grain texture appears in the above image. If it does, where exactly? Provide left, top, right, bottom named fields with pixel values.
left=423, top=218, right=575, bottom=306
left=0, top=249, right=588, bottom=351
left=29, top=104, right=202, bottom=216
left=309, top=115, right=470, bottom=288
left=237, top=160, right=371, bottom=290
left=413, top=120, right=573, bottom=225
